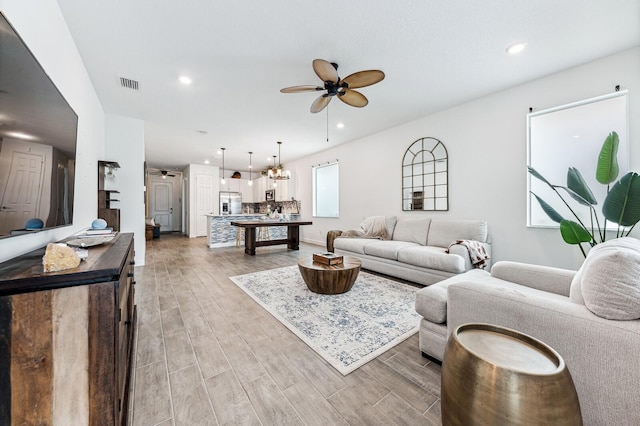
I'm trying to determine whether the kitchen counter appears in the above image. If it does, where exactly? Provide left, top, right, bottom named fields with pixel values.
left=206, top=214, right=300, bottom=248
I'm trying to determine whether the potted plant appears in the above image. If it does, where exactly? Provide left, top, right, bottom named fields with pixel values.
left=528, top=131, right=640, bottom=257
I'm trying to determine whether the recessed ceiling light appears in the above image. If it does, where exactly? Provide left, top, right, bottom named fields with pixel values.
left=505, top=41, right=527, bottom=55
left=336, top=122, right=345, bottom=129
left=216, top=150, right=222, bottom=155
left=179, top=75, right=192, bottom=85
left=204, top=160, right=210, bottom=164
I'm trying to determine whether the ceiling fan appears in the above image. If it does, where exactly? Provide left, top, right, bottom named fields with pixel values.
left=149, top=169, right=177, bottom=179
left=280, top=59, right=385, bottom=113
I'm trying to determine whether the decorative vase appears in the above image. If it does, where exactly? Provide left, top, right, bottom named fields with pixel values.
left=441, top=323, right=582, bottom=426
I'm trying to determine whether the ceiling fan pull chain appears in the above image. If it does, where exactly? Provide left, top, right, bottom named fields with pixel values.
left=326, top=105, right=329, bottom=142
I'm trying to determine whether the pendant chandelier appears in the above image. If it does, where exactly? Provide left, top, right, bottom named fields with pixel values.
left=268, top=141, right=291, bottom=180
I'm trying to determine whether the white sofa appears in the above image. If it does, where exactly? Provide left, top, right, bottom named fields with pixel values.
left=332, top=217, right=491, bottom=286
left=416, top=237, right=640, bottom=425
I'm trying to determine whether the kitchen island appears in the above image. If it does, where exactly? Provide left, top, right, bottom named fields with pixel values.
left=230, top=219, right=313, bottom=255
left=205, top=214, right=300, bottom=248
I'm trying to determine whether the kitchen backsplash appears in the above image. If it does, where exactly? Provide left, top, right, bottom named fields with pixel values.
left=241, top=200, right=301, bottom=214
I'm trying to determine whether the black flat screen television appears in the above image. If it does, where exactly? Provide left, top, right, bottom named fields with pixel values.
left=0, top=12, right=78, bottom=239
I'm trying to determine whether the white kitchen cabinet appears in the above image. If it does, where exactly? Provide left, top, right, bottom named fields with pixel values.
left=253, top=176, right=268, bottom=201
left=275, top=180, right=289, bottom=201
left=240, top=179, right=254, bottom=202
left=222, top=178, right=241, bottom=192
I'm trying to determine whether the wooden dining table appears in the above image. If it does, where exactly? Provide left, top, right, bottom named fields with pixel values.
left=230, top=220, right=313, bottom=255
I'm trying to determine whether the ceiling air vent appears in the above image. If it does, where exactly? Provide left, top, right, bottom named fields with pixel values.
left=119, top=77, right=139, bottom=90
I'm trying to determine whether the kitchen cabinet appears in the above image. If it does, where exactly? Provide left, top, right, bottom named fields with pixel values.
left=253, top=176, right=268, bottom=201
left=221, top=178, right=241, bottom=192
left=0, top=233, right=136, bottom=425
left=275, top=179, right=289, bottom=201
left=239, top=179, right=254, bottom=203
left=275, top=174, right=295, bottom=201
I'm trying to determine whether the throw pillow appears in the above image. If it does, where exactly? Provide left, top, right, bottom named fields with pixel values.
left=145, top=217, right=155, bottom=226
left=580, top=237, right=640, bottom=320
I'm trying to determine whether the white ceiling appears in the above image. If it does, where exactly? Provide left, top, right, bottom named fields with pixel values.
left=56, top=0, right=640, bottom=173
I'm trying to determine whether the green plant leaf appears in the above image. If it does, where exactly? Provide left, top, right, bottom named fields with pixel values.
left=596, top=131, right=619, bottom=184
left=560, top=220, right=592, bottom=244
left=603, top=172, right=640, bottom=227
left=531, top=192, right=564, bottom=223
left=566, top=167, right=597, bottom=205
left=527, top=166, right=552, bottom=186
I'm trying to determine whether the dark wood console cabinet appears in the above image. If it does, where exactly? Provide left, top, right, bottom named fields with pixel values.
left=0, top=233, right=136, bottom=425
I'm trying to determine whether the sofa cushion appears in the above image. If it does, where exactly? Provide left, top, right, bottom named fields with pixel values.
left=580, top=237, right=640, bottom=320
left=385, top=216, right=398, bottom=239
left=427, top=219, right=488, bottom=248
left=333, top=237, right=377, bottom=254
left=363, top=240, right=418, bottom=260
left=398, top=246, right=466, bottom=273
left=391, top=217, right=430, bottom=245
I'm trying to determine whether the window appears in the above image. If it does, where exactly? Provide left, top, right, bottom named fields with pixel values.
left=313, top=162, right=339, bottom=217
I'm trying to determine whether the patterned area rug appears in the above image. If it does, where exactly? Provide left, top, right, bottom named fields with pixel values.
left=230, top=265, right=421, bottom=375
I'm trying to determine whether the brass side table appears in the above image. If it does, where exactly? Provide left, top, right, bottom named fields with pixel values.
left=441, top=323, right=582, bottom=426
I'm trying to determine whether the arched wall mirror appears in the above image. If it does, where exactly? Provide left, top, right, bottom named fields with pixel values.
left=402, top=137, right=448, bottom=211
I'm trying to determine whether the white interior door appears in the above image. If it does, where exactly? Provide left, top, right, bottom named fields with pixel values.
left=0, top=151, right=45, bottom=234
left=149, top=180, right=173, bottom=231
left=195, top=174, right=214, bottom=237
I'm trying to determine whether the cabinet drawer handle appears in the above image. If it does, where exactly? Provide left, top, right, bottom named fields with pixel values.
left=130, top=259, right=135, bottom=265
left=125, top=320, right=132, bottom=325
left=128, top=272, right=134, bottom=278
left=132, top=281, right=136, bottom=285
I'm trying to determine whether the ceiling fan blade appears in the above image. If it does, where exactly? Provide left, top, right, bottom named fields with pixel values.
left=312, top=59, right=339, bottom=84
left=338, top=89, right=368, bottom=108
left=280, top=85, right=323, bottom=93
left=310, top=94, right=332, bottom=113
left=341, top=70, right=385, bottom=89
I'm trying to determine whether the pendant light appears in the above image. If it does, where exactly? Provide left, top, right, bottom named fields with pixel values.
left=220, top=147, right=226, bottom=185
left=271, top=155, right=277, bottom=187
left=248, top=151, right=253, bottom=186
left=267, top=141, right=291, bottom=180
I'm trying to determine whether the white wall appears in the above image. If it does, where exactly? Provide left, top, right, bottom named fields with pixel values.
left=105, top=114, right=146, bottom=264
left=292, top=47, right=640, bottom=270
left=0, top=0, right=105, bottom=262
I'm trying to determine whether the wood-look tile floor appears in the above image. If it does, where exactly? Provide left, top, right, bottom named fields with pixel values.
left=129, top=233, right=442, bottom=425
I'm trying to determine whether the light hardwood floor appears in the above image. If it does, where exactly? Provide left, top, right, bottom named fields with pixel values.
left=129, top=233, right=443, bottom=425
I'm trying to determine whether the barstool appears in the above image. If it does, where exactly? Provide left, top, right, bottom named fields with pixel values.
left=258, top=227, right=270, bottom=241
left=235, top=227, right=244, bottom=247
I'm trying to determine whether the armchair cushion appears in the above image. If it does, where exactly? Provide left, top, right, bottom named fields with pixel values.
left=579, top=237, right=640, bottom=320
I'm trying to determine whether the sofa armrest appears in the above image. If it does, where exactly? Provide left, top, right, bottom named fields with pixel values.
left=447, top=280, right=640, bottom=425
left=447, top=241, right=492, bottom=271
left=326, top=230, right=343, bottom=253
left=490, top=261, right=575, bottom=297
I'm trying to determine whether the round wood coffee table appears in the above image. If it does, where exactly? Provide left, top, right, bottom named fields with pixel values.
left=297, top=256, right=362, bottom=294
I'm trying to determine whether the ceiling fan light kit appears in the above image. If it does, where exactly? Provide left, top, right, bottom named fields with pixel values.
left=281, top=59, right=385, bottom=113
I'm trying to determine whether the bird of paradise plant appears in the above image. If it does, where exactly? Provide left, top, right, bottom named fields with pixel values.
left=528, top=131, right=640, bottom=257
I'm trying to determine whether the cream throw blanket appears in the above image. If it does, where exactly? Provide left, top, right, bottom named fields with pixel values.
left=341, top=216, right=389, bottom=240
left=446, top=239, right=489, bottom=269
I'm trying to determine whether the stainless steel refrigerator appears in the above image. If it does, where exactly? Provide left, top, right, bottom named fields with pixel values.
left=219, top=191, right=242, bottom=214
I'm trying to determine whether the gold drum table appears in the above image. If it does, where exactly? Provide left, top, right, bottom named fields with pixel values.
left=297, top=257, right=361, bottom=294
left=441, top=323, right=582, bottom=426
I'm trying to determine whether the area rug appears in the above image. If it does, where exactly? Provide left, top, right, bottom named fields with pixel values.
left=230, top=265, right=421, bottom=375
